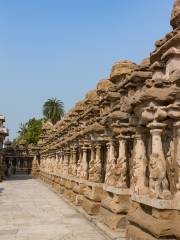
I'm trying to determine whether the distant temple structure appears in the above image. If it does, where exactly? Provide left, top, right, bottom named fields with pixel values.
left=3, top=140, right=33, bottom=176
left=0, top=115, right=33, bottom=179
left=32, top=1, right=180, bottom=239
left=0, top=115, right=8, bottom=180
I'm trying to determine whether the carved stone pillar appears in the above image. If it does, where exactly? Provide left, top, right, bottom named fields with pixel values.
left=76, top=147, right=81, bottom=177
left=93, top=143, right=102, bottom=182
left=89, top=144, right=95, bottom=181
left=72, top=147, right=77, bottom=176
left=32, top=155, right=37, bottom=169
left=105, top=140, right=116, bottom=186
left=132, top=132, right=147, bottom=195
left=55, top=153, right=59, bottom=174
left=63, top=148, right=69, bottom=175
left=47, top=156, right=50, bottom=173
left=68, top=147, right=73, bottom=176
left=148, top=122, right=170, bottom=198
left=52, top=155, right=56, bottom=174
left=174, top=121, right=180, bottom=193
left=59, top=149, right=63, bottom=171
left=105, top=142, right=110, bottom=183
left=81, top=146, right=88, bottom=180
left=116, top=136, right=128, bottom=188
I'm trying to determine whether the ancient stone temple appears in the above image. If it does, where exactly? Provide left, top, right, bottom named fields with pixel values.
left=32, top=1, right=180, bottom=239
left=0, top=115, right=8, bottom=181
left=3, top=140, right=33, bottom=176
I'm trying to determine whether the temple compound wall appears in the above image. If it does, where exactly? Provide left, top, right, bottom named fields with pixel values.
left=32, top=1, right=180, bottom=239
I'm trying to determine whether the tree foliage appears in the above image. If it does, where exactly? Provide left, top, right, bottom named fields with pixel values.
left=43, top=98, right=64, bottom=124
left=16, top=118, right=42, bottom=145
left=14, top=98, right=65, bottom=144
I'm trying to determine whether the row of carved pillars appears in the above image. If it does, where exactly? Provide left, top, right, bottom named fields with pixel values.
left=132, top=120, right=180, bottom=197
left=39, top=136, right=129, bottom=186
left=37, top=120, right=180, bottom=196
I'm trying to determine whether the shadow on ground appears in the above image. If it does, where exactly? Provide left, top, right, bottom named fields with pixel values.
left=6, top=175, right=32, bottom=181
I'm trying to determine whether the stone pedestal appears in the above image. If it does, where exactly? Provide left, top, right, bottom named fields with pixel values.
left=63, top=180, right=75, bottom=202
left=99, top=207, right=127, bottom=230
left=82, top=182, right=103, bottom=215
left=127, top=201, right=180, bottom=240
left=73, top=182, right=86, bottom=206
left=99, top=185, right=130, bottom=230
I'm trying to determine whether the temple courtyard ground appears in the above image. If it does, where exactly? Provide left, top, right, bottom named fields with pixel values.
left=0, top=175, right=109, bottom=240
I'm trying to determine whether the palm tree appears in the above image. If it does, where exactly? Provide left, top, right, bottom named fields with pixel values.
left=43, top=98, right=64, bottom=124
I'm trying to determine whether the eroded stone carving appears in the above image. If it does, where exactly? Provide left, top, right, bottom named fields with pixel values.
left=31, top=2, right=180, bottom=239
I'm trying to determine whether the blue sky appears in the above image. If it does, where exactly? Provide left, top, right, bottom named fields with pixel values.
left=0, top=0, right=173, bottom=139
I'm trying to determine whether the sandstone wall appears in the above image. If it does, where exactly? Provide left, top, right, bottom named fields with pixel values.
left=32, top=1, right=180, bottom=239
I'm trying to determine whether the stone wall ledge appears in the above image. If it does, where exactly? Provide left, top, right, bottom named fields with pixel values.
left=132, top=194, right=180, bottom=210
left=40, top=171, right=132, bottom=195
left=103, top=184, right=130, bottom=195
left=40, top=171, right=103, bottom=187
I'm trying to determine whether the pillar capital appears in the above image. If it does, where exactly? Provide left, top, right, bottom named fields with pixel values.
left=147, top=121, right=166, bottom=130
left=82, top=146, right=88, bottom=151
left=95, top=143, right=101, bottom=149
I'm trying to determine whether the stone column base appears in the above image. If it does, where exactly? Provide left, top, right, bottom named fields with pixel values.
left=127, top=201, right=180, bottom=239
left=99, top=207, right=127, bottom=230
left=82, top=197, right=101, bottom=215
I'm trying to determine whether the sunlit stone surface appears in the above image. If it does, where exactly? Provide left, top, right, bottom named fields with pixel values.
left=0, top=175, right=109, bottom=240
left=29, top=1, right=180, bottom=239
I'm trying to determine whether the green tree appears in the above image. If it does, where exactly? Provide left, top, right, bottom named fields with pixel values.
left=24, top=118, right=42, bottom=144
left=43, top=98, right=64, bottom=124
left=18, top=123, right=27, bottom=138
left=16, top=118, right=42, bottom=145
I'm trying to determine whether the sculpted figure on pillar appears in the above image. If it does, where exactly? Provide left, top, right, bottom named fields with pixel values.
left=32, top=2, right=180, bottom=239
left=68, top=146, right=73, bottom=176
left=141, top=102, right=171, bottom=198
left=71, top=145, right=78, bottom=176
left=91, top=143, right=102, bottom=182
left=59, top=149, right=64, bottom=171
left=105, top=140, right=116, bottom=186
left=63, top=147, right=70, bottom=175
left=148, top=126, right=171, bottom=199
left=174, top=123, right=180, bottom=193
left=116, top=136, right=128, bottom=188
left=80, top=145, right=88, bottom=180
left=167, top=99, right=180, bottom=194
left=88, top=144, right=96, bottom=181
left=77, top=147, right=82, bottom=178
left=131, top=131, right=148, bottom=195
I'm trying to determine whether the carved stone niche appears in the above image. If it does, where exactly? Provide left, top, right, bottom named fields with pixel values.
left=162, top=47, right=180, bottom=79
